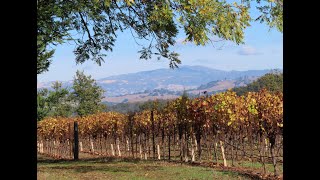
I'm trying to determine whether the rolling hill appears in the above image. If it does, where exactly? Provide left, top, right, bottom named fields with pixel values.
left=38, top=66, right=272, bottom=99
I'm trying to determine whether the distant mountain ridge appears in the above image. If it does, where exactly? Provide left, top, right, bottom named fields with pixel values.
left=38, top=65, right=276, bottom=97
left=102, top=76, right=260, bottom=103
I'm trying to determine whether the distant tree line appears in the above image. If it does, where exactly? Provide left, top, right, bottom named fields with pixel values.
left=232, top=71, right=283, bottom=96
left=105, top=99, right=170, bottom=114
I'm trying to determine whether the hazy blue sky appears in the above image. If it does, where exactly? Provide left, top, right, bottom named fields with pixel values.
left=38, top=3, right=283, bottom=82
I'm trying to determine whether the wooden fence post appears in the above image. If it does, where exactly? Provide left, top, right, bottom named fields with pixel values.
left=74, top=121, right=79, bottom=160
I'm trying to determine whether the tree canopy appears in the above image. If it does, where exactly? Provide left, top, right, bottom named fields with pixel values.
left=72, top=70, right=106, bottom=117
left=233, top=71, right=283, bottom=96
left=37, top=72, right=106, bottom=120
left=37, top=82, right=74, bottom=121
left=37, top=0, right=283, bottom=74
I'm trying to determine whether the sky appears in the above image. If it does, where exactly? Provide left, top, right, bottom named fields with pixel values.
left=37, top=3, right=283, bottom=83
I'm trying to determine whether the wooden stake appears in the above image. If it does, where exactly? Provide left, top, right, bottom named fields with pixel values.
left=127, top=139, right=130, bottom=151
left=90, top=140, right=95, bottom=153
left=117, top=144, right=121, bottom=157
left=191, top=146, right=195, bottom=162
left=220, top=140, right=227, bottom=167
left=41, top=141, right=44, bottom=153
left=79, top=142, right=83, bottom=152
left=195, top=139, right=198, bottom=151
left=157, top=144, right=161, bottom=160
left=139, top=144, right=142, bottom=159
left=111, top=144, right=115, bottom=156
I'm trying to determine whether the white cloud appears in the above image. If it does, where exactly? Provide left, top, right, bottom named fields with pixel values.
left=237, top=46, right=262, bottom=56
left=192, top=59, right=211, bottom=64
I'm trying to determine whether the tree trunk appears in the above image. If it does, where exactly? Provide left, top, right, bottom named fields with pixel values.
left=269, top=135, right=277, bottom=176
left=265, top=138, right=269, bottom=158
left=196, top=132, right=201, bottom=162
left=213, top=141, right=218, bottom=163
left=270, top=144, right=277, bottom=175
left=105, top=137, right=108, bottom=156
left=184, top=134, right=188, bottom=162
left=144, top=133, right=148, bottom=160
left=139, top=144, right=143, bottom=159
left=180, top=136, right=183, bottom=162
left=250, top=136, right=254, bottom=162
left=260, top=135, right=266, bottom=174
left=131, top=137, right=134, bottom=158
left=186, top=131, right=189, bottom=157
left=148, top=140, right=151, bottom=159
left=231, top=134, right=234, bottom=166
left=136, top=135, right=138, bottom=158
left=162, top=130, right=165, bottom=160
left=99, top=136, right=103, bottom=155
left=139, top=135, right=142, bottom=159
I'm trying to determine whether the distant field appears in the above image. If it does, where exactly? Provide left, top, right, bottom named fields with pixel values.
left=103, top=93, right=179, bottom=103
left=38, top=154, right=253, bottom=180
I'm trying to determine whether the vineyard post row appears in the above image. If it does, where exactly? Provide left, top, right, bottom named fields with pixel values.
left=37, top=89, right=283, bottom=175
